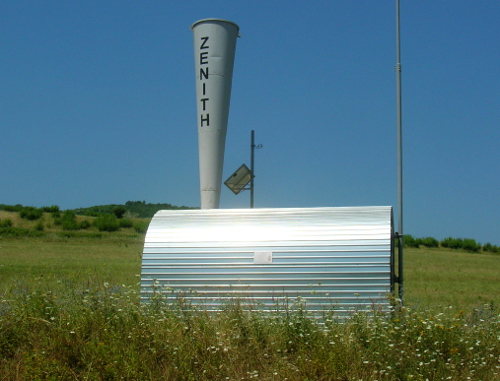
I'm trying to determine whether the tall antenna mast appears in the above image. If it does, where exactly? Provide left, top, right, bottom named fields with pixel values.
left=395, top=0, right=404, bottom=301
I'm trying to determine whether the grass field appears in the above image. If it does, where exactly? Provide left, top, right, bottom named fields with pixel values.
left=404, top=248, right=500, bottom=310
left=1, top=237, right=142, bottom=293
left=1, top=212, right=499, bottom=380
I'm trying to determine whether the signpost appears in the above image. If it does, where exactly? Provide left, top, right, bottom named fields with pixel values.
left=225, top=130, right=262, bottom=208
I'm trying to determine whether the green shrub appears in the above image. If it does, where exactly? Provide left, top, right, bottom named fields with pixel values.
left=19, top=207, right=43, bottom=220
left=34, top=220, right=44, bottom=231
left=403, top=234, right=420, bottom=248
left=118, top=218, right=133, bottom=228
left=62, top=220, right=79, bottom=230
left=61, top=211, right=79, bottom=231
left=440, top=237, right=463, bottom=250
left=42, top=205, right=60, bottom=213
left=0, top=219, right=13, bottom=228
left=78, top=220, right=91, bottom=230
left=462, top=238, right=481, bottom=253
left=133, top=221, right=149, bottom=234
left=440, top=237, right=450, bottom=248
left=482, top=243, right=499, bottom=253
left=0, top=227, right=44, bottom=237
left=112, top=206, right=127, bottom=219
left=0, top=204, right=23, bottom=212
left=404, top=235, right=439, bottom=249
left=93, top=214, right=120, bottom=232
left=420, top=236, right=439, bottom=248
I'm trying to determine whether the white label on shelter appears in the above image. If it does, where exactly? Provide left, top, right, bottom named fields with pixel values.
left=254, top=251, right=273, bottom=264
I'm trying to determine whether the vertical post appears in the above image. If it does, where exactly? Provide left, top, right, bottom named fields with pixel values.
left=250, top=130, right=255, bottom=208
left=396, top=0, right=404, bottom=302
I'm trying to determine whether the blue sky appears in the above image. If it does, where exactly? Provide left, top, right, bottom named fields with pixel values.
left=1, top=1, right=498, bottom=244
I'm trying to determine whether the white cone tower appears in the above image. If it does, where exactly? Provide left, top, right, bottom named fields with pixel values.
left=191, top=19, right=239, bottom=209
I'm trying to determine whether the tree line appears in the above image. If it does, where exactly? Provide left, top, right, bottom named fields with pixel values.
left=403, top=234, right=498, bottom=253
left=0, top=203, right=498, bottom=252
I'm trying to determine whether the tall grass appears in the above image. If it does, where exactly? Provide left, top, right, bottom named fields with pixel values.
left=1, top=281, right=499, bottom=380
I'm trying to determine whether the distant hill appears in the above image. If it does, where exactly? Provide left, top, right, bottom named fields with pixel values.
left=72, top=201, right=197, bottom=218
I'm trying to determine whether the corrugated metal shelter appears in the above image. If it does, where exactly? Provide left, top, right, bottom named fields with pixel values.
left=141, top=206, right=394, bottom=316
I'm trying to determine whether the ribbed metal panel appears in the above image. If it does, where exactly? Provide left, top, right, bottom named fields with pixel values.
left=141, top=206, right=394, bottom=316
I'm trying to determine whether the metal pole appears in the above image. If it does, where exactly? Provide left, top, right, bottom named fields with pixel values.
left=250, top=130, right=255, bottom=208
left=396, top=0, right=404, bottom=302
